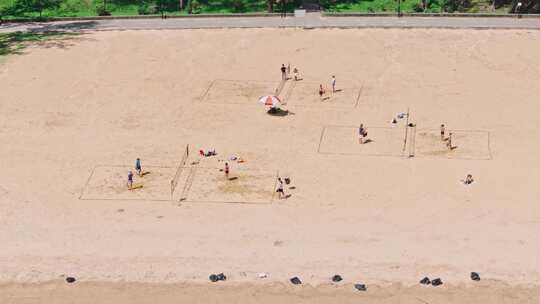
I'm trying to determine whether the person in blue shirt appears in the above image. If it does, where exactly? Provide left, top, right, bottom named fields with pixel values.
left=135, top=158, right=142, bottom=176
left=127, top=171, right=134, bottom=190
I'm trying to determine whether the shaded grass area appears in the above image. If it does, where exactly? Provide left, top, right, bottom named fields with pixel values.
left=0, top=31, right=80, bottom=57
left=0, top=0, right=277, bottom=18
left=321, top=0, right=512, bottom=13
left=0, top=0, right=515, bottom=17
left=325, top=0, right=425, bottom=13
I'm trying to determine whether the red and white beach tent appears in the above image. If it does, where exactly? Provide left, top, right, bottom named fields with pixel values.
left=258, top=95, right=281, bottom=108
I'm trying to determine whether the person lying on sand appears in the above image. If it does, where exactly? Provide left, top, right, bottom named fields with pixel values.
left=199, top=149, right=217, bottom=157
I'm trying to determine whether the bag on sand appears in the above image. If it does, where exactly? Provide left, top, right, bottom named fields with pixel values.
left=66, top=277, right=76, bottom=283
left=209, top=274, right=219, bottom=282
left=431, top=278, right=443, bottom=286
left=332, top=275, right=342, bottom=282
left=217, top=273, right=227, bottom=281
left=471, top=272, right=481, bottom=281
left=354, top=284, right=367, bottom=291
left=290, top=277, right=302, bottom=285
left=419, top=277, right=431, bottom=285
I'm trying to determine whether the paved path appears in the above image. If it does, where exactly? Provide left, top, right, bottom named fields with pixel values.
left=2, top=13, right=540, bottom=33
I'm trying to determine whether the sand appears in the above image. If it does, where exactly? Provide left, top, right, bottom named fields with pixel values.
left=1, top=28, right=540, bottom=301
left=2, top=280, right=540, bottom=303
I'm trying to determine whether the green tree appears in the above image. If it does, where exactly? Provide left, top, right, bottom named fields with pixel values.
left=12, top=0, right=62, bottom=17
left=267, top=0, right=274, bottom=12
left=443, top=0, right=471, bottom=11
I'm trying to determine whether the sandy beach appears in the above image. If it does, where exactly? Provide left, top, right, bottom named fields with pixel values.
left=2, top=280, right=540, bottom=303
left=1, top=28, right=540, bottom=301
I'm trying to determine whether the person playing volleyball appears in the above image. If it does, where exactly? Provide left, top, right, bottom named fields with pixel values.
left=358, top=124, right=368, bottom=144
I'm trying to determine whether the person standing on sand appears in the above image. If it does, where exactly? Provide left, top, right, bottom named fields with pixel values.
left=127, top=171, right=134, bottom=190
left=319, top=84, right=325, bottom=100
left=276, top=177, right=285, bottom=199
left=447, top=132, right=453, bottom=150
left=224, top=162, right=230, bottom=179
left=135, top=158, right=142, bottom=176
left=331, top=75, right=336, bottom=93
left=359, top=124, right=367, bottom=144
left=281, top=64, right=287, bottom=80
left=287, top=63, right=291, bottom=77
left=440, top=124, right=446, bottom=141
left=293, top=68, right=299, bottom=81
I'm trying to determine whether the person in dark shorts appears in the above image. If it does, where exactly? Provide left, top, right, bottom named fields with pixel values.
left=359, top=124, right=368, bottom=144
left=135, top=158, right=142, bottom=176
left=447, top=132, right=453, bottom=150
left=319, top=84, right=325, bottom=100
left=281, top=64, right=287, bottom=80
left=224, top=162, right=230, bottom=179
left=127, top=171, right=134, bottom=190
left=440, top=124, right=446, bottom=141
left=276, top=177, right=285, bottom=199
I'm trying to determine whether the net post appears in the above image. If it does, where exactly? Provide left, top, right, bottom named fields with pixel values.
left=170, top=180, right=174, bottom=200
left=408, top=125, right=416, bottom=158
left=169, top=144, right=190, bottom=200
left=402, top=108, right=410, bottom=153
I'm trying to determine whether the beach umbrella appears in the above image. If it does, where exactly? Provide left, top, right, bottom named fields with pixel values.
left=258, top=95, right=281, bottom=108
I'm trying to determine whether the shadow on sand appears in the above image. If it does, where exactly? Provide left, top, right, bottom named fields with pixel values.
left=267, top=108, right=293, bottom=116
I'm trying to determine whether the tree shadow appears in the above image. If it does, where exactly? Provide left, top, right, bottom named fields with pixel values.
left=36, top=21, right=98, bottom=32
left=0, top=30, right=84, bottom=57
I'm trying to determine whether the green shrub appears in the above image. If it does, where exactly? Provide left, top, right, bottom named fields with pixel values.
left=57, top=0, right=84, bottom=15
left=413, top=2, right=424, bottom=11
left=96, top=4, right=111, bottom=15
left=230, top=0, right=245, bottom=12
left=138, top=1, right=158, bottom=14
left=188, top=0, right=200, bottom=13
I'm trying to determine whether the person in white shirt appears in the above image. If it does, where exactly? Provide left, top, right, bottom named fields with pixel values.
left=276, top=178, right=285, bottom=199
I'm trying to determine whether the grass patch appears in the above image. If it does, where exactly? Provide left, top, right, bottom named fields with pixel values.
left=0, top=31, right=79, bottom=57
left=0, top=0, right=282, bottom=17
left=322, top=0, right=512, bottom=13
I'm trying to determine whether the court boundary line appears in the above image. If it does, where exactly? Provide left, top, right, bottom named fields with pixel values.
left=285, top=80, right=363, bottom=108
left=79, top=164, right=176, bottom=202
left=180, top=166, right=278, bottom=205
left=318, top=125, right=492, bottom=160
left=317, top=125, right=407, bottom=158
left=200, top=79, right=282, bottom=105
left=198, top=79, right=216, bottom=102
left=354, top=85, right=364, bottom=108
left=414, top=128, right=493, bottom=160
